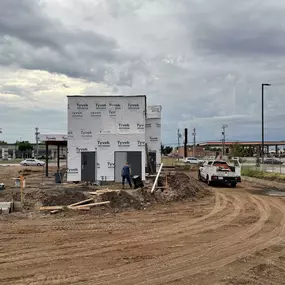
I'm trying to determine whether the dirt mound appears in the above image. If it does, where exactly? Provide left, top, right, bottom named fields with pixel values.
left=23, top=189, right=87, bottom=209
left=162, top=172, right=210, bottom=202
left=99, top=172, right=210, bottom=210
left=100, top=190, right=143, bottom=210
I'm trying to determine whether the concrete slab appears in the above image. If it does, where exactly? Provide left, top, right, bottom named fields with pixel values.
left=0, top=202, right=13, bottom=214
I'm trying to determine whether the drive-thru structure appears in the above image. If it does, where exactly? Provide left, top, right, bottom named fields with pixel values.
left=39, top=134, right=67, bottom=176
left=67, top=95, right=162, bottom=182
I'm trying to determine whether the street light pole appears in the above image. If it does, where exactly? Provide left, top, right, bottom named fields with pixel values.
left=261, top=83, right=271, bottom=163
left=222, top=124, right=228, bottom=156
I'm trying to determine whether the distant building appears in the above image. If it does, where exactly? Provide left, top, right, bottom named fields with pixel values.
left=0, top=143, right=66, bottom=159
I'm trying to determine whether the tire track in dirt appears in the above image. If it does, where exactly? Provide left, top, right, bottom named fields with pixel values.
left=89, top=193, right=270, bottom=284
left=0, top=192, right=228, bottom=264
left=129, top=195, right=285, bottom=285
left=0, top=192, right=243, bottom=273
left=2, top=184, right=285, bottom=285
left=90, top=192, right=285, bottom=284
left=16, top=191, right=262, bottom=285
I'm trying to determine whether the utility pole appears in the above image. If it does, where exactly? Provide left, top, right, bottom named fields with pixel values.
left=221, top=124, right=228, bottom=156
left=184, top=128, right=188, bottom=158
left=35, top=127, right=40, bottom=159
left=192, top=128, right=196, bottom=157
left=261, top=83, right=271, bottom=163
left=177, top=129, right=182, bottom=159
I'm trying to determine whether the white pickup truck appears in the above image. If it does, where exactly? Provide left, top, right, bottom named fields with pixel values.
left=198, top=159, right=241, bottom=188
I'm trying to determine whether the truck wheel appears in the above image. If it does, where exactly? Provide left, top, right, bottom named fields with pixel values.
left=198, top=171, right=202, bottom=181
left=231, top=182, right=237, bottom=188
left=207, top=176, right=212, bottom=186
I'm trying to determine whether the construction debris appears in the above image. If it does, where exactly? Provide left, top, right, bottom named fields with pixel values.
left=39, top=199, right=110, bottom=213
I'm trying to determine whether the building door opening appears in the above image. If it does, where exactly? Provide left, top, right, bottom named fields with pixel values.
left=114, top=151, right=142, bottom=182
left=81, top=151, right=96, bottom=182
left=147, top=151, right=156, bottom=174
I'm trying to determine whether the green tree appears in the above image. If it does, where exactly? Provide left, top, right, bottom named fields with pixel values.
left=161, top=144, right=173, bottom=155
left=16, top=141, right=33, bottom=156
left=230, top=142, right=245, bottom=157
left=0, top=141, right=7, bottom=144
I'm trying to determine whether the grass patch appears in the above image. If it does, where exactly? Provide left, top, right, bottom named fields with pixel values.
left=242, top=167, right=285, bottom=183
left=162, top=157, right=179, bottom=166
left=0, top=159, right=22, bottom=164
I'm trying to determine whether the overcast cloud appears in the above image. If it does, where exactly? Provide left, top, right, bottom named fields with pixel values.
left=1, top=0, right=285, bottom=145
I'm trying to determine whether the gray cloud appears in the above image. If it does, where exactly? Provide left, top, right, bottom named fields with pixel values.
left=183, top=0, right=285, bottom=58
left=1, top=0, right=285, bottom=144
left=0, top=0, right=141, bottom=84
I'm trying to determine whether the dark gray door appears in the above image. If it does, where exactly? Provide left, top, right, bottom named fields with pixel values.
left=127, top=151, right=142, bottom=177
left=114, top=152, right=127, bottom=182
left=81, top=152, right=96, bottom=182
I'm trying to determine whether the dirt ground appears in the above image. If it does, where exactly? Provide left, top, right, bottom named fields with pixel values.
left=1, top=166, right=285, bottom=284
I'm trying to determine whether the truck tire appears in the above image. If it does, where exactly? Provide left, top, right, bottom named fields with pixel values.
left=207, top=176, right=212, bottom=186
left=231, top=182, right=237, bottom=188
left=198, top=171, right=202, bottom=181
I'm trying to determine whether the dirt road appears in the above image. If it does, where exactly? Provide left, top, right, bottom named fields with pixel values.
left=1, top=182, right=285, bottom=284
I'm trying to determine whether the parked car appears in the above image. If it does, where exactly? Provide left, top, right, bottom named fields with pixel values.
left=263, top=158, right=283, bottom=165
left=184, top=157, right=204, bottom=164
left=20, top=159, right=45, bottom=166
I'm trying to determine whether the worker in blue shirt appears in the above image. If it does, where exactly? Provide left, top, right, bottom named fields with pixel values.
left=121, top=162, right=132, bottom=189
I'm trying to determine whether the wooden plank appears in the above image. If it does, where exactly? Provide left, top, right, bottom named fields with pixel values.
left=89, top=190, right=120, bottom=195
left=68, top=198, right=94, bottom=207
left=40, top=206, right=64, bottom=211
left=151, top=163, right=164, bottom=193
left=50, top=210, right=61, bottom=214
left=74, top=201, right=110, bottom=209
left=69, top=206, right=90, bottom=211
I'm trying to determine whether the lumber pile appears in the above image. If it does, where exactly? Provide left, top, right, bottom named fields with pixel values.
left=39, top=198, right=110, bottom=214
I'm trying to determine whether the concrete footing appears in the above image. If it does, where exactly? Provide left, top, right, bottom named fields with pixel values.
left=0, top=202, right=13, bottom=214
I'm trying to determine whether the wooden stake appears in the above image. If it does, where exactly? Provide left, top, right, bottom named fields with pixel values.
left=40, top=206, right=64, bottom=211
left=20, top=176, right=24, bottom=204
left=72, top=201, right=110, bottom=209
left=67, top=198, right=94, bottom=208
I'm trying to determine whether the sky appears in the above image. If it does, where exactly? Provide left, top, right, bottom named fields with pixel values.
left=1, top=0, right=285, bottom=146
